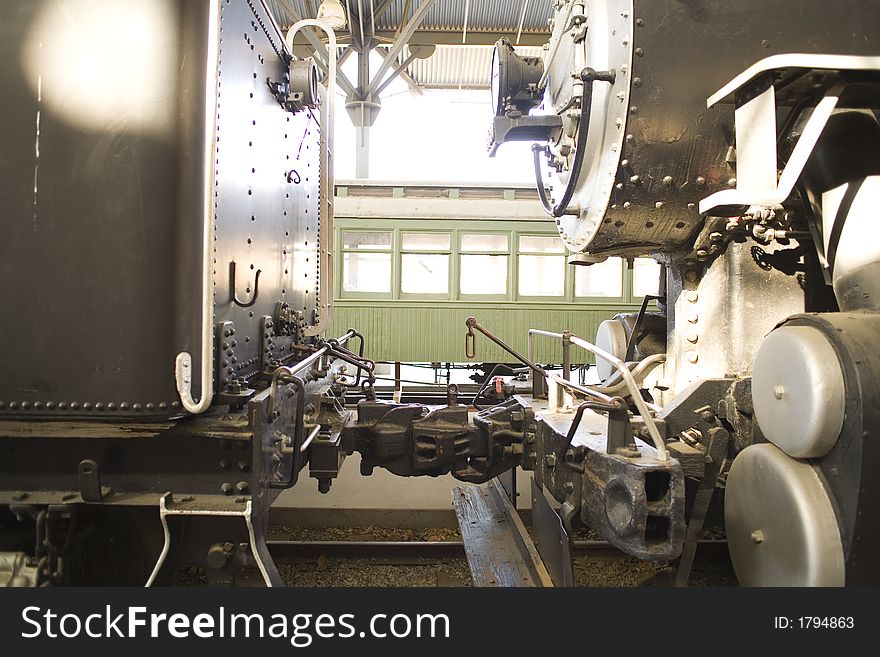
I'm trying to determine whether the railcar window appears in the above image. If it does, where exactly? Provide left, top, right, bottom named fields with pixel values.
left=342, top=230, right=393, bottom=294
left=460, top=233, right=509, bottom=296
left=401, top=232, right=451, bottom=295
left=633, top=258, right=663, bottom=297
left=518, top=235, right=565, bottom=297
left=574, top=257, right=624, bottom=298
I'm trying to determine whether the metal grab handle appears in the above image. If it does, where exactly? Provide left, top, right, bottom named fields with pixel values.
left=230, top=261, right=261, bottom=308
left=465, top=328, right=476, bottom=359
left=465, top=316, right=546, bottom=377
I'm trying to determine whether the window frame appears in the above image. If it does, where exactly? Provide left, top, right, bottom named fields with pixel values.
left=338, top=228, right=395, bottom=299
left=334, top=219, right=653, bottom=305
left=514, top=232, right=568, bottom=301
left=458, top=230, right=512, bottom=301
left=398, top=229, right=453, bottom=300
left=572, top=256, right=627, bottom=302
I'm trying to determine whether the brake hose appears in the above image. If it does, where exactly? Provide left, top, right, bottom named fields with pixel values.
left=534, top=67, right=616, bottom=218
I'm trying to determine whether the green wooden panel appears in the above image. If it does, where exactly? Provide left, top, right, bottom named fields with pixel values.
left=331, top=302, right=638, bottom=363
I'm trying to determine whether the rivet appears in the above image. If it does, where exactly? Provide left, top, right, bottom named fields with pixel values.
left=633, top=77, right=641, bottom=87
left=0, top=401, right=6, bottom=410
left=635, top=47, right=644, bottom=56
left=172, top=401, right=181, bottom=409
left=82, top=402, right=92, bottom=411
left=108, top=403, right=117, bottom=411
left=625, top=133, right=634, bottom=142
left=220, top=459, right=231, bottom=471
left=621, top=159, right=629, bottom=167
left=121, top=402, right=130, bottom=410
left=623, top=201, right=632, bottom=208
left=146, top=403, right=156, bottom=411
left=655, top=201, right=664, bottom=209
left=238, top=460, right=250, bottom=472
left=695, top=176, right=706, bottom=186
left=686, top=331, right=699, bottom=344
left=728, top=177, right=737, bottom=188
left=58, top=402, right=68, bottom=410
left=159, top=402, right=168, bottom=410
left=95, top=403, right=105, bottom=411
left=686, top=351, right=699, bottom=364
left=773, top=385, right=785, bottom=400
left=687, top=312, right=699, bottom=324
left=46, top=402, right=56, bottom=410
left=235, top=481, right=250, bottom=494
left=221, top=482, right=234, bottom=495
left=70, top=402, right=80, bottom=410
left=686, top=291, right=699, bottom=303
left=615, top=183, right=624, bottom=190
left=750, top=530, right=764, bottom=544
left=663, top=175, right=673, bottom=185
left=133, top=403, right=143, bottom=412
left=630, top=174, right=640, bottom=183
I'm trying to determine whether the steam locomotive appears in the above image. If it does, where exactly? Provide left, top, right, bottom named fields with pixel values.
left=2, top=0, right=879, bottom=587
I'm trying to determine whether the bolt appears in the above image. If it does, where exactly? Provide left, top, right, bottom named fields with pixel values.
left=696, top=248, right=708, bottom=258
left=544, top=453, right=557, bottom=469
left=709, top=231, right=723, bottom=242
left=773, top=385, right=785, bottom=400
left=630, top=174, right=640, bottom=183
left=750, top=530, right=765, bottom=544
left=206, top=544, right=230, bottom=570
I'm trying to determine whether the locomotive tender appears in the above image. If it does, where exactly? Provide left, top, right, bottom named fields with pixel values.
left=2, top=0, right=879, bottom=586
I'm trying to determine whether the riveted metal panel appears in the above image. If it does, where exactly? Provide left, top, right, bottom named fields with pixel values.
left=0, top=0, right=322, bottom=421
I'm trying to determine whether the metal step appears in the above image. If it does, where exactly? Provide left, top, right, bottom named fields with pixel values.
left=452, top=478, right=553, bottom=587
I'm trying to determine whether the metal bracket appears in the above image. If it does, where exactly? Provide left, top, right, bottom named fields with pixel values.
left=700, top=55, right=880, bottom=216
left=77, top=460, right=109, bottom=503
left=229, top=261, right=261, bottom=308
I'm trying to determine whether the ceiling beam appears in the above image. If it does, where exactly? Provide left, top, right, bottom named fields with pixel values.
left=366, top=0, right=438, bottom=96
left=373, top=48, right=423, bottom=96
left=291, top=29, right=549, bottom=48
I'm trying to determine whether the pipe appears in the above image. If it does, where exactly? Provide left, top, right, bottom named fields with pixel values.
left=534, top=68, right=616, bottom=218
left=174, top=0, right=221, bottom=414
left=286, top=19, right=339, bottom=337
left=569, top=335, right=667, bottom=460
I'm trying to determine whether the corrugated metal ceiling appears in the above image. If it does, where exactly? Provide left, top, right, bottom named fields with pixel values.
left=268, top=0, right=553, bottom=33
left=266, top=0, right=552, bottom=91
